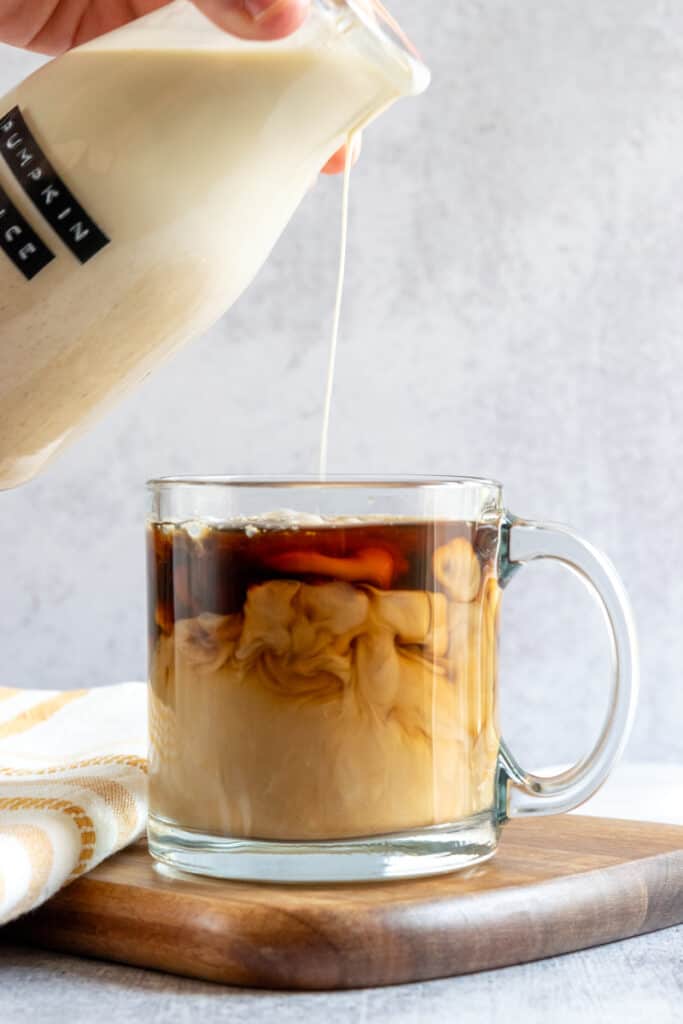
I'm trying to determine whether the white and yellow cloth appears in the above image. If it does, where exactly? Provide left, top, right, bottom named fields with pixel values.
left=0, top=683, right=147, bottom=926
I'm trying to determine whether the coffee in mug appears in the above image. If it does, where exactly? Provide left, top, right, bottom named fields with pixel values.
left=146, top=477, right=638, bottom=882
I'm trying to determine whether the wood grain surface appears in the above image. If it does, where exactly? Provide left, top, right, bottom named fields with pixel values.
left=7, top=816, right=683, bottom=991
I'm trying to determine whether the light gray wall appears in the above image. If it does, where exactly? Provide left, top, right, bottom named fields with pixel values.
left=1, top=1, right=682, bottom=769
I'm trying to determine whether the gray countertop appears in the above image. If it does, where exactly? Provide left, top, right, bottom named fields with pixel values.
left=2, top=928, right=682, bottom=1024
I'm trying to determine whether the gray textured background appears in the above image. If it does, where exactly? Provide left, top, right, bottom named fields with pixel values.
left=1, top=0, right=681, bottom=769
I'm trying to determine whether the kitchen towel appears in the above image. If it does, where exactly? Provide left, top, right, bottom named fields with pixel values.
left=0, top=684, right=147, bottom=926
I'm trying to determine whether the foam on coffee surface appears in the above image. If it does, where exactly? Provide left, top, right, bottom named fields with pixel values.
left=162, top=510, right=381, bottom=538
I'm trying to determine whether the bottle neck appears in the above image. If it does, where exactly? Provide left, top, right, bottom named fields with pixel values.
left=313, top=0, right=430, bottom=98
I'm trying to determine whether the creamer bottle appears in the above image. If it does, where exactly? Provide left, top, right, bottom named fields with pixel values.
left=0, top=0, right=429, bottom=489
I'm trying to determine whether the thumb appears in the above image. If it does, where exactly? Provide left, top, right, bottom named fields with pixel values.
left=192, top=0, right=310, bottom=40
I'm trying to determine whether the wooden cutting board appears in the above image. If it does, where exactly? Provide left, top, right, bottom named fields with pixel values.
left=7, top=816, right=683, bottom=990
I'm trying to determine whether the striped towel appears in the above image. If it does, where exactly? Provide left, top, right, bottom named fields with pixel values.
left=0, top=683, right=147, bottom=926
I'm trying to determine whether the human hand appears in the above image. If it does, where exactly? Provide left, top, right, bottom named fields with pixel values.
left=0, top=0, right=357, bottom=173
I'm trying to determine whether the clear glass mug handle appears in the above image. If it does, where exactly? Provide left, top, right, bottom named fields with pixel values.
left=496, top=514, right=639, bottom=819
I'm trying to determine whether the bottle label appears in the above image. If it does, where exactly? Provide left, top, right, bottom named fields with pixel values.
left=0, top=106, right=110, bottom=265
left=0, top=183, right=54, bottom=280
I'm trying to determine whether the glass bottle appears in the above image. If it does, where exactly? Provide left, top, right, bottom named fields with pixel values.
left=0, top=0, right=429, bottom=488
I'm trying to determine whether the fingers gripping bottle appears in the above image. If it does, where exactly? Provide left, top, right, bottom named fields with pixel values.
left=0, top=0, right=429, bottom=488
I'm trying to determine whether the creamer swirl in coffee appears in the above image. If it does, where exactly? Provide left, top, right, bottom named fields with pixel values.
left=148, top=514, right=501, bottom=841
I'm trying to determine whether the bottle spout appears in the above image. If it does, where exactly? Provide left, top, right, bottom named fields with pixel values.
left=348, top=0, right=431, bottom=96
left=319, top=0, right=431, bottom=99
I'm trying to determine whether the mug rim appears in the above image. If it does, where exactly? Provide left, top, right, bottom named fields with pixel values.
left=146, top=474, right=502, bottom=491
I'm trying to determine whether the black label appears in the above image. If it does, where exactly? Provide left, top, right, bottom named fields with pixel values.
left=0, top=184, right=54, bottom=280
left=0, top=106, right=109, bottom=264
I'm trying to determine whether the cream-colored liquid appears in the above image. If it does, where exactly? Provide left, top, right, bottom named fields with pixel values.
left=318, top=138, right=353, bottom=479
left=0, top=19, right=400, bottom=489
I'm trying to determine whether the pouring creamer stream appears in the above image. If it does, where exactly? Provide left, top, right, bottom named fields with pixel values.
left=0, top=0, right=429, bottom=489
left=319, top=132, right=354, bottom=479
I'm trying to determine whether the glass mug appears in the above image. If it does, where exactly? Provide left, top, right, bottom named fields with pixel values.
left=146, top=477, right=638, bottom=882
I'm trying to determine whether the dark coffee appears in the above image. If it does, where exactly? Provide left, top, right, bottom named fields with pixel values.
left=149, top=518, right=498, bottom=630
